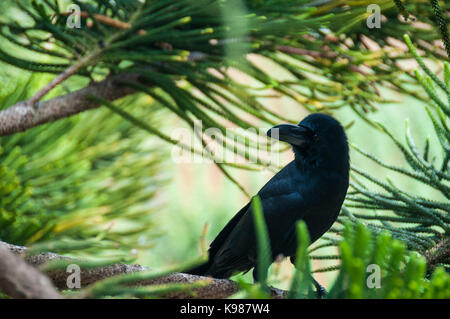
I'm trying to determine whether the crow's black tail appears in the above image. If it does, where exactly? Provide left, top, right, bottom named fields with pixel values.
left=184, top=258, right=212, bottom=276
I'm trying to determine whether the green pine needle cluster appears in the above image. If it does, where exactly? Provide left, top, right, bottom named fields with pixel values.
left=0, top=0, right=446, bottom=173
left=329, top=222, right=449, bottom=298
left=0, top=72, right=167, bottom=259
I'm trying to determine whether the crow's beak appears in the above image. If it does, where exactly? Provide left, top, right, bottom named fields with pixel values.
left=267, top=124, right=311, bottom=146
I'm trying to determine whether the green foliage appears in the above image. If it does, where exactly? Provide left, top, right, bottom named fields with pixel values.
left=429, top=0, right=450, bottom=57
left=327, top=222, right=449, bottom=298
left=0, top=71, right=167, bottom=258
left=288, top=221, right=313, bottom=298
left=237, top=217, right=449, bottom=299
left=0, top=0, right=445, bottom=170
left=251, top=195, right=271, bottom=288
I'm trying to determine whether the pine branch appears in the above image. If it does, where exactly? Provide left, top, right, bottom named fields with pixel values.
left=430, top=0, right=450, bottom=58
left=27, top=50, right=102, bottom=107
left=0, top=0, right=445, bottom=142
left=0, top=72, right=138, bottom=136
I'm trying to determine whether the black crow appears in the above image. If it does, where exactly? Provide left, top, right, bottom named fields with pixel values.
left=187, top=113, right=349, bottom=290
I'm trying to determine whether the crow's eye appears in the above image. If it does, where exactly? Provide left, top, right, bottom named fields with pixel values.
left=313, top=133, right=319, bottom=141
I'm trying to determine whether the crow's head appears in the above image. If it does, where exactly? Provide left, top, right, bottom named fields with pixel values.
left=267, top=113, right=349, bottom=171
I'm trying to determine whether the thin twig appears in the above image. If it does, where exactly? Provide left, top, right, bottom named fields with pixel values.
left=27, top=50, right=101, bottom=107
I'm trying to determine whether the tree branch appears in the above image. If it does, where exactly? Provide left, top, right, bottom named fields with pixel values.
left=27, top=51, right=102, bottom=107
left=0, top=241, right=286, bottom=299
left=0, top=45, right=215, bottom=137
left=424, top=237, right=450, bottom=274
left=0, top=73, right=139, bottom=136
left=0, top=243, right=62, bottom=299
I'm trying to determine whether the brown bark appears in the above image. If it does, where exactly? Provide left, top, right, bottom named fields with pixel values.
left=424, top=237, right=450, bottom=274
left=0, top=243, right=62, bottom=299
left=0, top=73, right=139, bottom=136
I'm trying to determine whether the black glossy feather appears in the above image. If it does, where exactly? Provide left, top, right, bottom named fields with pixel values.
left=187, top=113, right=349, bottom=281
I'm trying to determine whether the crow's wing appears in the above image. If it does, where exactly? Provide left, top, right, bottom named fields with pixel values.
left=207, top=162, right=308, bottom=276
left=208, top=201, right=251, bottom=259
